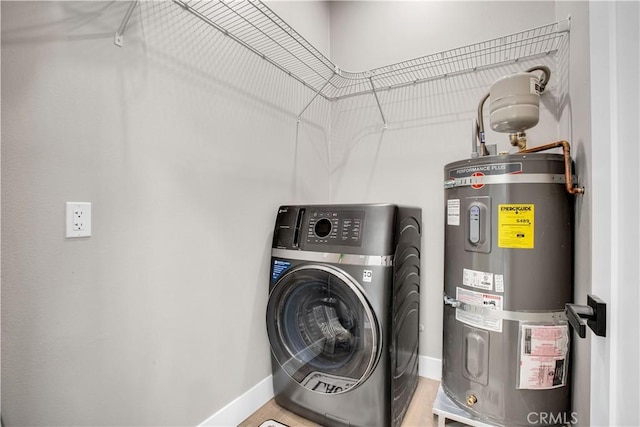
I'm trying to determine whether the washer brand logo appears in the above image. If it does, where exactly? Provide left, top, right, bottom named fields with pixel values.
left=363, top=270, right=373, bottom=283
left=500, top=206, right=532, bottom=212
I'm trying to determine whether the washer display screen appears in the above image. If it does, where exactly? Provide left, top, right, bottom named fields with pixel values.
left=306, top=210, right=364, bottom=246
left=314, top=218, right=332, bottom=238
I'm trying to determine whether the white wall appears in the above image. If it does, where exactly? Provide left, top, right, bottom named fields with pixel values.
left=327, top=1, right=559, bottom=363
left=555, top=3, right=592, bottom=425
left=1, top=2, right=329, bottom=425
left=266, top=1, right=331, bottom=60
left=589, top=2, right=640, bottom=426
left=329, top=1, right=555, bottom=71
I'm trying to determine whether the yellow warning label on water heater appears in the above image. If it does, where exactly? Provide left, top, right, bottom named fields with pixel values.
left=498, top=204, right=534, bottom=249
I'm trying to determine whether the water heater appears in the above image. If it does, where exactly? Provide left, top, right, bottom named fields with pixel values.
left=441, top=66, right=584, bottom=426
left=442, top=153, right=574, bottom=426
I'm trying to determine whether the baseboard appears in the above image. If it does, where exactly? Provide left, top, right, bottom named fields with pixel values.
left=199, top=357, right=441, bottom=426
left=199, top=375, right=274, bottom=427
left=419, top=355, right=442, bottom=380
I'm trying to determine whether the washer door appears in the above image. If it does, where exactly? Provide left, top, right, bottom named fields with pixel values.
left=267, top=264, right=380, bottom=394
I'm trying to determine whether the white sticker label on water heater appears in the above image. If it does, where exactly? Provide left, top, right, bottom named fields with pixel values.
left=518, top=324, right=569, bottom=390
left=494, top=274, right=505, bottom=293
left=447, top=199, right=460, bottom=226
left=455, top=287, right=503, bottom=333
left=463, top=268, right=493, bottom=291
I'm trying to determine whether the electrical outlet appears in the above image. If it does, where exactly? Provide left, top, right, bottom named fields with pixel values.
left=66, top=202, right=92, bottom=238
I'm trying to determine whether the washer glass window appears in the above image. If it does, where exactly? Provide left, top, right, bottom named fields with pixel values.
left=266, top=265, right=379, bottom=394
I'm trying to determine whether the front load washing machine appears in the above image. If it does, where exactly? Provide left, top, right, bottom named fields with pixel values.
left=266, top=204, right=422, bottom=427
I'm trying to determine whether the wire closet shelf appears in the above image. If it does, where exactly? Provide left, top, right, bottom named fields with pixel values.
left=172, top=0, right=569, bottom=101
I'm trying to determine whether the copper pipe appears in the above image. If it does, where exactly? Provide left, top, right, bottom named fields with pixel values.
left=520, top=140, right=585, bottom=195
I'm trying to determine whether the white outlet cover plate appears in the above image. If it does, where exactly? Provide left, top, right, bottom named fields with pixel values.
left=66, top=202, right=92, bottom=238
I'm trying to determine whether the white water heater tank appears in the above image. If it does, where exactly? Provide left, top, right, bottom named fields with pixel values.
left=489, top=72, right=541, bottom=133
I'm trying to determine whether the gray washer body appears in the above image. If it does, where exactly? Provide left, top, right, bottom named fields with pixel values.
left=267, top=204, right=422, bottom=427
left=442, top=154, right=573, bottom=426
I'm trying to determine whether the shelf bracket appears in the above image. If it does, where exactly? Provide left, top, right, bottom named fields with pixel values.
left=297, top=76, right=334, bottom=122
left=369, top=77, right=387, bottom=129
left=114, top=0, right=139, bottom=47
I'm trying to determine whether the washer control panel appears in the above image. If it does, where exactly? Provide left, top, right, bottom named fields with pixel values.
left=307, top=209, right=364, bottom=246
